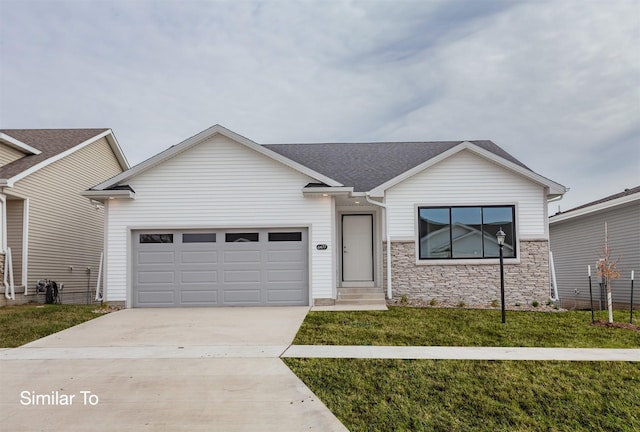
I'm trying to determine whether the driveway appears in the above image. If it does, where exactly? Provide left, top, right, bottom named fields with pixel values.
left=0, top=308, right=349, bottom=431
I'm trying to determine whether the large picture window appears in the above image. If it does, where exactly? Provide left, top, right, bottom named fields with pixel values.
left=418, top=206, right=516, bottom=259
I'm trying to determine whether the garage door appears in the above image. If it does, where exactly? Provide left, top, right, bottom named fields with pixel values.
left=132, top=229, right=308, bottom=307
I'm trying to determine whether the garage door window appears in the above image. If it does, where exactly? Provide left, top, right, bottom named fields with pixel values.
left=140, top=234, right=173, bottom=243
left=268, top=232, right=302, bottom=242
left=226, top=233, right=259, bottom=242
left=183, top=233, right=216, bottom=243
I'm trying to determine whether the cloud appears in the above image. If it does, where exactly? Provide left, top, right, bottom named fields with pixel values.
left=1, top=0, right=638, bottom=210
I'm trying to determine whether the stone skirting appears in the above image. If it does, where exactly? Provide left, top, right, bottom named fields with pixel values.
left=385, top=240, right=550, bottom=306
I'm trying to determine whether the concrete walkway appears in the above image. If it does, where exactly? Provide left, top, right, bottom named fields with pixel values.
left=282, top=345, right=640, bottom=361
left=4, top=345, right=639, bottom=362
left=0, top=308, right=350, bottom=432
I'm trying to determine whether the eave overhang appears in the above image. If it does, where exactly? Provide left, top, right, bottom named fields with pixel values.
left=80, top=189, right=135, bottom=202
left=302, top=185, right=354, bottom=197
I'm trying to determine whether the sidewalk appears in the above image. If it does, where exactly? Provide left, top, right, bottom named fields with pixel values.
left=282, top=345, right=640, bottom=361
left=4, top=344, right=638, bottom=361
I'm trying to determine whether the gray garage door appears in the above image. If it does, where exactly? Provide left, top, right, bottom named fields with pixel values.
left=133, top=229, right=308, bottom=307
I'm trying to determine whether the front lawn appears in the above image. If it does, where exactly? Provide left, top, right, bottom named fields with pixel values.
left=285, top=358, right=640, bottom=432
left=0, top=304, right=102, bottom=347
left=293, top=307, right=640, bottom=348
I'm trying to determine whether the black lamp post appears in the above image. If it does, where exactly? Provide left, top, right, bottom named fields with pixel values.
left=496, top=227, right=506, bottom=324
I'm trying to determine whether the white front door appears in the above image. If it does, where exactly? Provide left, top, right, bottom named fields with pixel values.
left=342, top=214, right=374, bottom=283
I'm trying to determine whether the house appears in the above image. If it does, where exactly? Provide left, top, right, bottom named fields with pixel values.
left=0, top=129, right=129, bottom=306
left=84, top=124, right=566, bottom=308
left=549, top=186, right=639, bottom=310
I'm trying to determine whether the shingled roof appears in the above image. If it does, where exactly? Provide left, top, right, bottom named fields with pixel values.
left=264, top=140, right=530, bottom=192
left=0, top=129, right=110, bottom=179
left=552, top=186, right=640, bottom=216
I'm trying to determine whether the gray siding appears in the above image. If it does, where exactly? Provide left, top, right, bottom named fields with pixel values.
left=8, top=137, right=124, bottom=302
left=550, top=201, right=640, bottom=309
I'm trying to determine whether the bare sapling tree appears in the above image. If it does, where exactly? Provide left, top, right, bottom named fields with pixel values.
left=597, top=222, right=620, bottom=323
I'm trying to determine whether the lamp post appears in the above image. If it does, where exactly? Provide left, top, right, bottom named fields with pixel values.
left=496, top=228, right=506, bottom=324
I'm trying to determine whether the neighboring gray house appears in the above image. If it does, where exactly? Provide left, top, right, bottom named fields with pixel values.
left=84, top=125, right=566, bottom=308
left=0, top=129, right=129, bottom=305
left=549, top=186, right=640, bottom=310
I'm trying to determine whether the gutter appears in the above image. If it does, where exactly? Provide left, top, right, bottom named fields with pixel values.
left=365, top=193, right=392, bottom=300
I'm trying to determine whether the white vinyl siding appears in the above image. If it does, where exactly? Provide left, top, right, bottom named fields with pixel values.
left=385, top=150, right=547, bottom=240
left=8, top=137, right=124, bottom=298
left=105, top=134, right=333, bottom=304
left=0, top=144, right=26, bottom=167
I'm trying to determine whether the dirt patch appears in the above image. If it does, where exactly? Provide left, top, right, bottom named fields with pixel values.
left=92, top=305, right=124, bottom=314
left=387, top=299, right=567, bottom=313
left=591, top=320, right=640, bottom=332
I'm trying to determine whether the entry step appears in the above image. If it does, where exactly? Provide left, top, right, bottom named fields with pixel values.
left=336, top=287, right=386, bottom=306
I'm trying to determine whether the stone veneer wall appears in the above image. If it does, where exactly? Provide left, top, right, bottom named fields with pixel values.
left=385, top=240, right=550, bottom=306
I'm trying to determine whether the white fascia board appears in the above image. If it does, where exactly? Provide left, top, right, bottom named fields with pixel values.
left=80, top=189, right=135, bottom=201
left=6, top=129, right=114, bottom=186
left=0, top=132, right=42, bottom=155
left=302, top=186, right=353, bottom=197
left=549, top=192, right=640, bottom=224
left=105, top=130, right=130, bottom=170
left=92, top=124, right=343, bottom=191
left=368, top=142, right=567, bottom=197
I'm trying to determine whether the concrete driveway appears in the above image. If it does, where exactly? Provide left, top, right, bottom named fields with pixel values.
left=0, top=308, right=348, bottom=431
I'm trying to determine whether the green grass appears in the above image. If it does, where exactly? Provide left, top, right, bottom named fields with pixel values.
left=285, top=358, right=640, bottom=432
left=0, top=304, right=102, bottom=347
left=293, top=307, right=640, bottom=348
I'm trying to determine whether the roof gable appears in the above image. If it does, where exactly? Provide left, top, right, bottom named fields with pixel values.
left=368, top=142, right=566, bottom=197
left=0, top=129, right=129, bottom=185
left=91, top=124, right=342, bottom=191
left=265, top=139, right=564, bottom=197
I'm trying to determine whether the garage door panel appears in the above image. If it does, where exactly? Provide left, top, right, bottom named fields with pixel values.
left=267, top=269, right=305, bottom=282
left=138, top=271, right=174, bottom=284
left=181, top=251, right=218, bottom=264
left=138, top=251, right=175, bottom=265
left=224, top=270, right=261, bottom=283
left=224, top=289, right=261, bottom=304
left=133, top=228, right=308, bottom=307
left=224, top=250, right=260, bottom=263
left=268, top=250, right=305, bottom=263
left=267, top=289, right=305, bottom=302
left=181, top=270, right=217, bottom=283
left=138, top=291, right=174, bottom=305
left=181, top=290, right=218, bottom=304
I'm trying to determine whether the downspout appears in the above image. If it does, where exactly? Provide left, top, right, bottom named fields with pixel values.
left=549, top=250, right=559, bottom=302
left=365, top=193, right=392, bottom=299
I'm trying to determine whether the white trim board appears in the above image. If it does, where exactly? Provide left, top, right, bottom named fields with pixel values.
left=0, top=132, right=41, bottom=155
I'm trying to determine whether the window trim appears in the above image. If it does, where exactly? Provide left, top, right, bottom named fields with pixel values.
left=414, top=204, right=520, bottom=265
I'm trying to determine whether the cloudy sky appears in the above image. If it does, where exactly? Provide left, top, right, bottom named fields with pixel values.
left=1, top=0, right=638, bottom=212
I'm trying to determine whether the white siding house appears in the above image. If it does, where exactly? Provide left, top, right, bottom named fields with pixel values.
left=86, top=125, right=566, bottom=308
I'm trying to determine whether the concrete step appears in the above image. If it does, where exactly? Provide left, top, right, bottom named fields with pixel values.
left=336, top=287, right=386, bottom=306
left=335, top=298, right=387, bottom=306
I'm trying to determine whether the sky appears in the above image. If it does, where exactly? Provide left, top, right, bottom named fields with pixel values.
left=1, top=0, right=638, bottom=212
